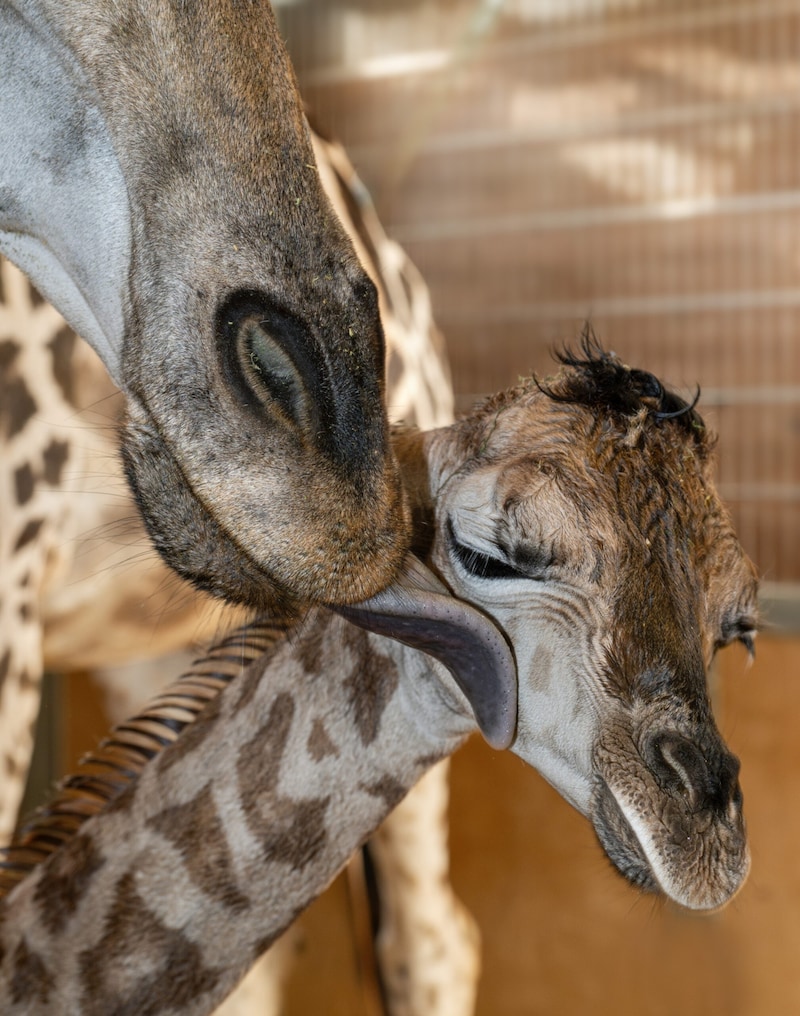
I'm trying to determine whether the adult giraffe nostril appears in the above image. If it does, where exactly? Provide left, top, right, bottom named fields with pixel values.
left=218, top=290, right=326, bottom=439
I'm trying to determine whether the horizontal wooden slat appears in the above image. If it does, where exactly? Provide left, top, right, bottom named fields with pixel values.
left=442, top=307, right=800, bottom=396
left=401, top=211, right=800, bottom=318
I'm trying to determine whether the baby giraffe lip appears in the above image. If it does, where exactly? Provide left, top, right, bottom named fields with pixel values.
left=592, top=763, right=750, bottom=911
left=591, top=777, right=660, bottom=894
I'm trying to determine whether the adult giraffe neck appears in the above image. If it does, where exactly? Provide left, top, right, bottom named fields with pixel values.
left=0, top=1, right=129, bottom=377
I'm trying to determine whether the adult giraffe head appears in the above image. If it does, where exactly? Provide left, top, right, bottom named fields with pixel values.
left=1, top=0, right=408, bottom=611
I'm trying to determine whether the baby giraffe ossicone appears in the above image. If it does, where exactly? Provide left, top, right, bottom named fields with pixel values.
left=0, top=344, right=759, bottom=1016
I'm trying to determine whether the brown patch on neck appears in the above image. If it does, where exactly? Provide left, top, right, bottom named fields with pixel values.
left=77, top=871, right=220, bottom=1016
left=359, top=774, right=408, bottom=811
left=32, top=834, right=106, bottom=937
left=147, top=785, right=250, bottom=912
left=307, top=718, right=339, bottom=762
left=237, top=694, right=331, bottom=871
left=9, top=939, right=54, bottom=1007
left=341, top=625, right=399, bottom=746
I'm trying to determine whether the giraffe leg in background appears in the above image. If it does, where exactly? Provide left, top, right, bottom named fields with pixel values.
left=368, top=761, right=481, bottom=1016
left=0, top=614, right=43, bottom=846
left=0, top=257, right=89, bottom=845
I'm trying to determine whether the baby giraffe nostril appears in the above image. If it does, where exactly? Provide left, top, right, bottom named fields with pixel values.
left=646, top=733, right=711, bottom=809
left=717, top=751, right=743, bottom=816
left=646, top=732, right=744, bottom=816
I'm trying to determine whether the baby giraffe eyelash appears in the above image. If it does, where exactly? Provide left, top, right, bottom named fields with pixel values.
left=739, top=630, right=756, bottom=660
left=447, top=519, right=527, bottom=580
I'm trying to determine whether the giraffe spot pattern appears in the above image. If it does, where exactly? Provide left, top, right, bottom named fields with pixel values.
left=13, top=463, right=35, bottom=505
left=359, top=774, right=408, bottom=811
left=307, top=717, right=339, bottom=762
left=0, top=650, right=10, bottom=696
left=147, top=784, right=250, bottom=911
left=42, top=439, right=70, bottom=486
left=78, top=871, right=220, bottom=1016
left=341, top=625, right=399, bottom=746
left=261, top=798, right=330, bottom=871
left=237, top=693, right=331, bottom=871
left=0, top=340, right=18, bottom=371
left=26, top=279, right=45, bottom=308
left=13, top=518, right=44, bottom=553
left=48, top=326, right=78, bottom=406
left=0, top=375, right=37, bottom=440
left=33, top=833, right=106, bottom=937
left=10, top=938, right=54, bottom=1006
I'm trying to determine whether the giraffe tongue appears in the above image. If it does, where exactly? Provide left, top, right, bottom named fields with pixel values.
left=334, top=555, right=518, bottom=750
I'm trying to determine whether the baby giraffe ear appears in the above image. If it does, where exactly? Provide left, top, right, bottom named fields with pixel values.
left=336, top=555, right=518, bottom=750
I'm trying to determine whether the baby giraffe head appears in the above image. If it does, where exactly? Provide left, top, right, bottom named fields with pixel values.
left=347, top=340, right=758, bottom=911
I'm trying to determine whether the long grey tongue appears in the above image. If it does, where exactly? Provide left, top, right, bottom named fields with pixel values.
left=335, top=555, right=517, bottom=750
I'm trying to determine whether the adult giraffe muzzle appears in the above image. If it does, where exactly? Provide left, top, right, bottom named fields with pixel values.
left=0, top=0, right=410, bottom=611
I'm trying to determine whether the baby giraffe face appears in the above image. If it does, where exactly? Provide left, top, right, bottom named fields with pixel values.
left=419, top=359, right=758, bottom=911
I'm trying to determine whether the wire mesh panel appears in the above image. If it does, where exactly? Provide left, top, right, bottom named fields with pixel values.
left=276, top=0, right=800, bottom=586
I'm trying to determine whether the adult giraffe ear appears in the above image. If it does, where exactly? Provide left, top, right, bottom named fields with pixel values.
left=335, top=553, right=518, bottom=751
